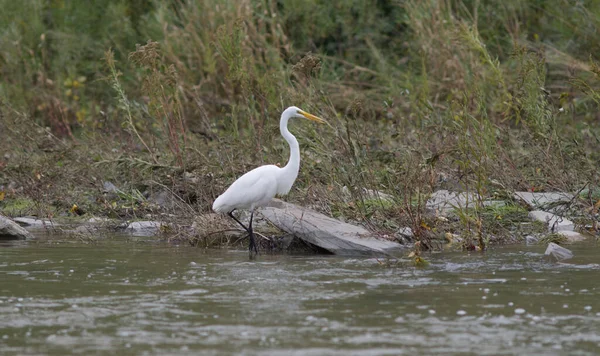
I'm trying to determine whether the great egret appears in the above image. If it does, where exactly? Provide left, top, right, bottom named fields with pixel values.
left=212, top=106, right=326, bottom=255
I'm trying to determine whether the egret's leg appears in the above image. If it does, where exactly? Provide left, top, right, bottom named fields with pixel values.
left=248, top=211, right=258, bottom=255
left=227, top=210, right=258, bottom=256
left=228, top=210, right=251, bottom=233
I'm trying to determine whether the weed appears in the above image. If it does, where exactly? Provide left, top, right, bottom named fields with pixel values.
left=539, top=233, right=568, bottom=245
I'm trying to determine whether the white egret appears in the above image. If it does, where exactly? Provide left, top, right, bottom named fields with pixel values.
left=212, top=106, right=326, bottom=255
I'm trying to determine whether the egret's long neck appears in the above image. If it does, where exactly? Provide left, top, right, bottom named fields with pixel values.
left=280, top=114, right=300, bottom=175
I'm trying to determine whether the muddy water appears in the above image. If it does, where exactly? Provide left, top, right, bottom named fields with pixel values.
left=0, top=238, right=599, bottom=355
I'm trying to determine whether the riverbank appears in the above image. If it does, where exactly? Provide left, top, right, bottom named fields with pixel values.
left=1, top=1, right=599, bottom=256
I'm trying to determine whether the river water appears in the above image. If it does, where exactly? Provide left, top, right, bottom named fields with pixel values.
left=0, top=238, right=598, bottom=355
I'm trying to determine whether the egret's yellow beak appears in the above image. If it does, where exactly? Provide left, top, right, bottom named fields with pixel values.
left=298, top=110, right=326, bottom=124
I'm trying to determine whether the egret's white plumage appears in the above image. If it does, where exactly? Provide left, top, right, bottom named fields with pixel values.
left=212, top=165, right=280, bottom=213
left=212, top=106, right=325, bottom=254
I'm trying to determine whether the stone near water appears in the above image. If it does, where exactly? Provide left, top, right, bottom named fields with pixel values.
left=86, top=217, right=112, bottom=224
left=124, top=221, right=163, bottom=236
left=73, top=225, right=95, bottom=236
left=0, top=216, right=35, bottom=240
left=258, top=199, right=402, bottom=256
left=528, top=211, right=587, bottom=243
left=544, top=242, right=573, bottom=261
left=525, top=235, right=539, bottom=244
left=557, top=230, right=586, bottom=243
left=394, top=227, right=413, bottom=244
left=528, top=210, right=575, bottom=232
left=13, top=217, right=57, bottom=228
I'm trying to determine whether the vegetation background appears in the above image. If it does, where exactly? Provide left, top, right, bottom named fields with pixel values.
left=1, top=0, right=598, bottom=250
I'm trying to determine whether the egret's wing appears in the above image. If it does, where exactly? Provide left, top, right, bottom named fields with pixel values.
left=213, top=166, right=279, bottom=212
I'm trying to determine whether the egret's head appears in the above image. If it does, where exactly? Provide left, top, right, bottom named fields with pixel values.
left=283, top=106, right=326, bottom=124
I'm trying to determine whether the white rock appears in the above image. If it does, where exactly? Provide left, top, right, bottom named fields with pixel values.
left=13, top=217, right=57, bottom=228
left=103, top=181, right=118, bottom=193
left=528, top=211, right=574, bottom=232
left=396, top=227, right=414, bottom=238
left=514, top=192, right=573, bottom=209
left=557, top=230, right=586, bottom=243
left=258, top=199, right=402, bottom=256
left=0, top=216, right=35, bottom=240
left=544, top=242, right=573, bottom=261
left=426, top=190, right=500, bottom=215
left=426, top=190, right=480, bottom=214
left=86, top=217, right=111, bottom=224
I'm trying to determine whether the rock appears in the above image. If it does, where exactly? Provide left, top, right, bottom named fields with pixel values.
left=528, top=210, right=574, bottom=232
left=13, top=217, right=57, bottom=228
left=525, top=235, right=539, bottom=244
left=544, top=242, right=573, bottom=261
left=73, top=225, right=96, bottom=235
left=0, top=216, right=35, bottom=240
left=258, top=199, right=402, bottom=256
left=445, top=232, right=463, bottom=244
left=103, top=181, right=118, bottom=193
left=557, top=230, right=587, bottom=243
left=514, top=192, right=573, bottom=210
left=426, top=190, right=480, bottom=214
left=426, top=190, right=505, bottom=215
left=393, top=227, right=413, bottom=244
left=396, top=227, right=414, bottom=238
left=86, top=217, right=112, bottom=224
left=124, top=221, right=164, bottom=236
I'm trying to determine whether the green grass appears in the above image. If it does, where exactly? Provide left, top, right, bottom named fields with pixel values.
left=539, top=233, right=569, bottom=245
left=1, top=0, right=599, bottom=248
left=0, top=197, right=40, bottom=217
